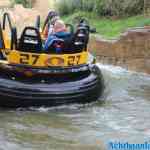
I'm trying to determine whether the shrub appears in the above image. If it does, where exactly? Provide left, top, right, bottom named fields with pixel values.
left=12, top=0, right=34, bottom=8
left=56, top=0, right=144, bottom=17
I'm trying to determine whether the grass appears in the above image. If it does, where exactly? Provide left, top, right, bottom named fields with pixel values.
left=62, top=12, right=150, bottom=39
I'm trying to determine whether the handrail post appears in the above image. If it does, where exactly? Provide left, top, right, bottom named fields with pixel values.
left=0, top=22, right=5, bottom=49
left=2, top=12, right=12, bottom=30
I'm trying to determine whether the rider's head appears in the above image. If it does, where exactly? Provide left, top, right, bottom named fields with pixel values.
left=51, top=16, right=60, bottom=25
left=53, top=20, right=67, bottom=33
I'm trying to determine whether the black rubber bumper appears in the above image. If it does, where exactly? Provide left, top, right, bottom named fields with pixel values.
left=0, top=65, right=104, bottom=108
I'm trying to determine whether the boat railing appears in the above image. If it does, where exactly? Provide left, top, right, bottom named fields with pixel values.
left=2, top=12, right=12, bottom=31
left=0, top=22, right=5, bottom=49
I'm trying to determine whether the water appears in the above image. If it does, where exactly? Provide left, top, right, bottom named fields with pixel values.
left=0, top=64, right=150, bottom=150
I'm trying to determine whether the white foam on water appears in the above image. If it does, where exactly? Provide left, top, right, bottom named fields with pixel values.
left=97, top=63, right=150, bottom=80
left=28, top=101, right=100, bottom=113
left=29, top=104, right=82, bottom=112
left=97, top=63, right=129, bottom=75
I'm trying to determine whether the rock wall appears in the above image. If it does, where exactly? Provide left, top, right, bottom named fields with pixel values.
left=89, top=27, right=150, bottom=74
left=0, top=0, right=55, bottom=33
left=0, top=0, right=11, bottom=8
left=0, top=4, right=40, bottom=34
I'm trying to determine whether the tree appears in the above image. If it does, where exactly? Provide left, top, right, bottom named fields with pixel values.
left=144, top=0, right=150, bottom=16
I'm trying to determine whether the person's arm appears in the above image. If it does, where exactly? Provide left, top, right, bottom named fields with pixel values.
left=44, top=35, right=57, bottom=50
left=48, top=25, right=54, bottom=36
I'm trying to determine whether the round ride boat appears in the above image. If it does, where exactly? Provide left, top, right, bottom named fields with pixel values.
left=0, top=12, right=104, bottom=108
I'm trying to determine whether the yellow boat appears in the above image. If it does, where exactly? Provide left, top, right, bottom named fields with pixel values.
left=0, top=12, right=104, bottom=108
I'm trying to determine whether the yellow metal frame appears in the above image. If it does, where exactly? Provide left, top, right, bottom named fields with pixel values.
left=1, top=29, right=88, bottom=67
left=1, top=49, right=88, bottom=67
left=2, top=30, right=11, bottom=49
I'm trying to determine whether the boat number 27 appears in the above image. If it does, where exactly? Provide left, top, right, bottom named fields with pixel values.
left=19, top=53, right=81, bottom=66
left=20, top=54, right=39, bottom=65
left=67, top=55, right=81, bottom=66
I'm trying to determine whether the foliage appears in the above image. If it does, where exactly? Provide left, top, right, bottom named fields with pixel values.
left=12, top=0, right=34, bottom=8
left=63, top=12, right=150, bottom=39
left=56, top=0, right=144, bottom=17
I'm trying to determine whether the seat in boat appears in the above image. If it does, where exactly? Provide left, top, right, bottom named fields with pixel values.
left=18, top=27, right=42, bottom=53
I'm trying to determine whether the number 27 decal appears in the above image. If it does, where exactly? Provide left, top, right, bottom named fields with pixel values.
left=68, top=55, right=81, bottom=66
left=20, top=54, right=40, bottom=65
left=19, top=53, right=81, bottom=66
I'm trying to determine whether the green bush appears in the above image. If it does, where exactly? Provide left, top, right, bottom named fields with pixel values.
left=12, top=0, right=33, bottom=8
left=99, top=0, right=144, bottom=17
left=56, top=0, right=144, bottom=17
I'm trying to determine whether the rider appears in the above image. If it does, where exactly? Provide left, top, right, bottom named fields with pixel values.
left=43, top=11, right=60, bottom=39
left=44, top=19, right=70, bottom=52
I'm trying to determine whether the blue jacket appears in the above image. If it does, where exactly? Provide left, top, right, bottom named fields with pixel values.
left=44, top=32, right=70, bottom=51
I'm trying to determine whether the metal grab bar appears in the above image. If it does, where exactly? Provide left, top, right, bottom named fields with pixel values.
left=2, top=13, right=17, bottom=50
left=2, top=12, right=12, bottom=30
left=0, top=22, right=5, bottom=49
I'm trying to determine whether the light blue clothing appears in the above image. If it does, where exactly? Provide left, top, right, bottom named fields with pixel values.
left=44, top=35, right=58, bottom=50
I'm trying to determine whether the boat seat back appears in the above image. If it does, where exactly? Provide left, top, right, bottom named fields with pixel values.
left=73, top=25, right=89, bottom=51
left=18, top=27, right=42, bottom=52
left=55, top=33, right=74, bottom=53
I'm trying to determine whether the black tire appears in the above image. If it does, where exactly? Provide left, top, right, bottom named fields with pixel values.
left=0, top=64, right=104, bottom=108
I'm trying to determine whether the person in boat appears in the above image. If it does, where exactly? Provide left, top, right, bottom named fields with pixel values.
left=44, top=19, right=70, bottom=52
left=43, top=11, right=60, bottom=38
